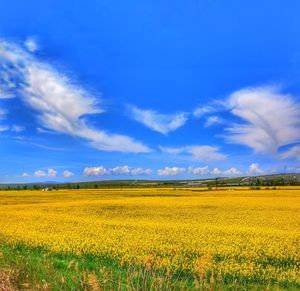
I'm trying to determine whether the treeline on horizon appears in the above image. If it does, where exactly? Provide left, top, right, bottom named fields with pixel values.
left=1, top=174, right=300, bottom=190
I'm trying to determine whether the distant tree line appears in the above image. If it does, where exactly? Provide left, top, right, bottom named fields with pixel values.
left=0, top=176, right=299, bottom=191
left=247, top=177, right=299, bottom=186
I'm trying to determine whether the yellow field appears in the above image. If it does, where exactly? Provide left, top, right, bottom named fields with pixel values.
left=0, top=188, right=299, bottom=285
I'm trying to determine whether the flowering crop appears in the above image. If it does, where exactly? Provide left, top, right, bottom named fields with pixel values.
left=0, top=188, right=299, bottom=286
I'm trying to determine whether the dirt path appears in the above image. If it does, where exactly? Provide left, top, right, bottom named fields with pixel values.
left=0, top=269, right=14, bottom=291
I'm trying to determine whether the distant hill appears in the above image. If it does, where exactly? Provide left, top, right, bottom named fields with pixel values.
left=1, top=173, right=300, bottom=190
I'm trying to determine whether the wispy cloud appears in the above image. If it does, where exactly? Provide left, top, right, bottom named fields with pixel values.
left=129, top=106, right=188, bottom=135
left=0, top=125, right=9, bottom=132
left=0, top=124, right=25, bottom=133
left=185, top=145, right=226, bottom=161
left=0, top=88, right=14, bottom=99
left=204, top=115, right=224, bottom=127
left=280, top=146, right=300, bottom=161
left=14, top=138, right=69, bottom=152
left=0, top=39, right=150, bottom=153
left=0, top=109, right=7, bottom=118
left=0, top=109, right=8, bottom=131
left=226, top=86, right=300, bottom=155
left=159, top=145, right=226, bottom=161
left=193, top=105, right=216, bottom=118
left=11, top=125, right=25, bottom=132
left=158, top=146, right=185, bottom=155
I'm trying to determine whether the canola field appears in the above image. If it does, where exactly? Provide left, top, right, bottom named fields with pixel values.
left=0, top=188, right=299, bottom=288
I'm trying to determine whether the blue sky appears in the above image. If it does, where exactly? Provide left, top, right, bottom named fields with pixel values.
left=1, top=0, right=300, bottom=183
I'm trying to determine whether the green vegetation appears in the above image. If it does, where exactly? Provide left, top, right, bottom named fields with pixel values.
left=0, top=173, right=300, bottom=191
left=0, top=241, right=296, bottom=290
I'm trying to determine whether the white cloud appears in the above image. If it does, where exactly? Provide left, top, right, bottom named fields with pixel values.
left=188, top=166, right=241, bottom=176
left=0, top=39, right=150, bottom=153
left=226, top=86, right=300, bottom=154
left=280, top=146, right=300, bottom=160
left=48, top=168, right=57, bottom=177
left=0, top=69, right=16, bottom=99
left=248, top=163, right=263, bottom=175
left=33, top=168, right=60, bottom=178
left=0, top=109, right=7, bottom=118
left=11, top=125, right=25, bottom=132
left=204, top=116, right=224, bottom=127
left=0, top=123, right=25, bottom=133
left=130, top=167, right=152, bottom=175
left=110, top=165, right=131, bottom=175
left=157, top=167, right=186, bottom=176
left=159, top=145, right=226, bottom=161
left=83, top=165, right=153, bottom=176
left=223, top=167, right=242, bottom=175
left=63, top=170, right=74, bottom=178
left=34, top=170, right=46, bottom=177
left=83, top=166, right=109, bottom=176
left=0, top=88, right=14, bottom=99
left=193, top=105, right=216, bottom=118
left=0, top=125, right=9, bottom=132
left=0, top=108, right=8, bottom=132
left=22, top=172, right=29, bottom=177
left=159, top=146, right=185, bottom=155
left=110, top=165, right=153, bottom=175
left=210, top=168, right=222, bottom=175
left=185, top=146, right=226, bottom=161
left=188, top=166, right=209, bottom=175
left=24, top=38, right=39, bottom=53
left=129, top=106, right=188, bottom=135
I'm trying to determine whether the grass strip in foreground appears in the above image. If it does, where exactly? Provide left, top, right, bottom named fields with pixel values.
left=0, top=241, right=298, bottom=290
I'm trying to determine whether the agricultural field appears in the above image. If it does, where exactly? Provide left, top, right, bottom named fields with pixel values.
left=0, top=187, right=299, bottom=290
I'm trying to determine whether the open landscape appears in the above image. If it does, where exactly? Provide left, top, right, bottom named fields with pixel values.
left=1, top=1, right=300, bottom=290
left=0, top=187, right=299, bottom=290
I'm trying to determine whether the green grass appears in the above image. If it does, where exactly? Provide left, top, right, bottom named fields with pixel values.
left=0, top=241, right=298, bottom=290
